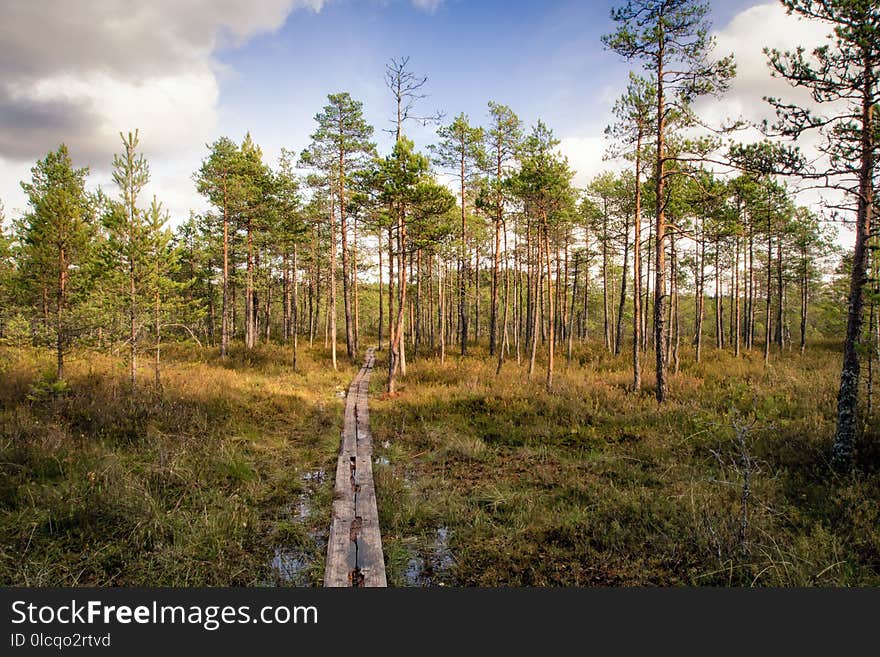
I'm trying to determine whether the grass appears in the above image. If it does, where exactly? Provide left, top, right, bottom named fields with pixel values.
left=0, top=342, right=356, bottom=586
left=2, top=337, right=877, bottom=587
left=369, top=339, right=880, bottom=586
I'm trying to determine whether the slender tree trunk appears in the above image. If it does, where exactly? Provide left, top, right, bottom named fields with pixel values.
left=764, top=207, right=772, bottom=366
left=747, top=218, right=755, bottom=350
left=155, top=246, right=161, bottom=388
left=292, top=244, right=299, bottom=371
left=439, top=254, right=446, bottom=364
left=221, top=184, right=229, bottom=358
left=56, top=249, right=65, bottom=381
left=800, top=242, right=808, bottom=355
left=129, top=243, right=136, bottom=388
left=695, top=218, right=705, bottom=363
left=283, top=252, right=290, bottom=343
left=497, top=221, right=512, bottom=375
left=616, top=213, right=630, bottom=357
left=734, top=234, right=741, bottom=357
left=632, top=141, right=643, bottom=390
left=715, top=242, right=723, bottom=350
left=602, top=203, right=610, bottom=352
left=377, top=245, right=384, bottom=350
left=568, top=254, right=579, bottom=368
left=329, top=196, right=338, bottom=371
left=245, top=219, right=255, bottom=350
left=670, top=233, right=680, bottom=374
left=543, top=219, right=555, bottom=390
left=832, top=72, right=874, bottom=469
left=459, top=150, right=468, bottom=356
left=353, top=211, right=360, bottom=356
left=528, top=223, right=540, bottom=379
left=654, top=39, right=669, bottom=402
left=775, top=229, right=784, bottom=348
left=264, top=265, right=272, bottom=342
left=339, top=147, right=354, bottom=361
left=388, top=224, right=394, bottom=352
left=490, top=202, right=501, bottom=356
left=416, top=249, right=423, bottom=356
left=389, top=202, right=408, bottom=393
left=475, top=246, right=481, bottom=344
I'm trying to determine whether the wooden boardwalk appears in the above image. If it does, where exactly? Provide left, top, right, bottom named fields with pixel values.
left=324, top=348, right=387, bottom=587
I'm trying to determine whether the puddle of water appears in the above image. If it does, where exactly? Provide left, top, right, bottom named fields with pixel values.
left=375, top=456, right=390, bottom=466
left=403, top=527, right=454, bottom=587
left=269, top=548, right=312, bottom=586
left=301, top=469, right=326, bottom=484
left=263, top=469, right=327, bottom=587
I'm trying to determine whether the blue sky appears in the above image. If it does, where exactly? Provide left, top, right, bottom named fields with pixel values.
left=0, top=0, right=837, bottom=235
left=215, top=0, right=757, bottom=161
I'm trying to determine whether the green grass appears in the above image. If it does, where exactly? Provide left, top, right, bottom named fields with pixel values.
left=369, top=340, right=880, bottom=586
left=0, top=342, right=356, bottom=586
left=2, top=338, right=877, bottom=587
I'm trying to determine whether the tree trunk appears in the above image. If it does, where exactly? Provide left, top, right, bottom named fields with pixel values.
left=764, top=207, right=772, bottom=366
left=695, top=218, right=705, bottom=363
left=292, top=244, right=299, bottom=371
left=377, top=245, right=384, bottom=350
left=339, top=147, right=354, bottom=361
left=56, top=248, right=65, bottom=381
left=543, top=218, right=555, bottom=390
left=155, top=244, right=161, bottom=388
left=632, top=140, right=643, bottom=390
left=615, top=213, right=630, bottom=357
left=221, top=182, right=229, bottom=358
left=459, top=149, right=469, bottom=356
left=654, top=39, right=669, bottom=402
left=831, top=72, right=874, bottom=469
left=734, top=234, right=741, bottom=357
left=602, top=202, right=610, bottom=352
left=388, top=202, right=408, bottom=393
left=800, top=241, right=808, bottom=355
left=329, top=194, right=338, bottom=371
left=715, top=242, right=723, bottom=350
left=353, top=211, right=360, bottom=357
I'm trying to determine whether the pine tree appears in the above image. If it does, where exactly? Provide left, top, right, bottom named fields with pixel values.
left=196, top=137, right=246, bottom=359
left=763, top=0, right=879, bottom=469
left=304, top=93, right=376, bottom=362
left=606, top=73, right=656, bottom=391
left=432, top=114, right=486, bottom=356
left=103, top=130, right=151, bottom=388
left=603, top=0, right=736, bottom=402
left=509, top=122, right=576, bottom=391
left=18, top=145, right=94, bottom=380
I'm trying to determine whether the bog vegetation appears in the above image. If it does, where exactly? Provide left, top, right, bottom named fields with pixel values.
left=0, top=0, right=878, bottom=585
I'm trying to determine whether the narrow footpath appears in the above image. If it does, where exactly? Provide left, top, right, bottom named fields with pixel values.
left=324, top=348, right=387, bottom=587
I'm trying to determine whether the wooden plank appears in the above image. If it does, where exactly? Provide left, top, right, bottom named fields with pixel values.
left=324, top=348, right=386, bottom=588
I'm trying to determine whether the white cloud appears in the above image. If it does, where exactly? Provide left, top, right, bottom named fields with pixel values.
left=0, top=0, right=325, bottom=223
left=411, top=0, right=444, bottom=13
left=699, top=2, right=853, bottom=248
left=558, top=136, right=625, bottom=190
left=695, top=2, right=832, bottom=130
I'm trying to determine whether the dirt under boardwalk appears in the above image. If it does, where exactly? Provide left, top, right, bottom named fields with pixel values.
left=324, top=348, right=387, bottom=587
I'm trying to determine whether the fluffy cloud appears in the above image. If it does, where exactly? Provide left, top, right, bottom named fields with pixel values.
left=0, top=0, right=328, bottom=220
left=558, top=136, right=624, bottom=190
left=703, top=3, right=831, bottom=124
left=0, top=0, right=324, bottom=163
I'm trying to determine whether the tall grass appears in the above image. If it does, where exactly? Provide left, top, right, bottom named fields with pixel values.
left=0, top=343, right=355, bottom=585
left=370, top=340, right=879, bottom=586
